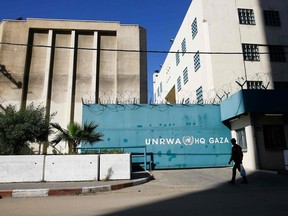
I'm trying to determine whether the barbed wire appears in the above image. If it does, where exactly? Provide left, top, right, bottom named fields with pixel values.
left=81, top=72, right=272, bottom=115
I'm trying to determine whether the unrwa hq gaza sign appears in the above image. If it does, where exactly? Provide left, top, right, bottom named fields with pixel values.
left=146, top=136, right=229, bottom=145
left=82, top=104, right=231, bottom=169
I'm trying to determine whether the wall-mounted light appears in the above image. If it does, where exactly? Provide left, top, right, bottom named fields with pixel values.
left=229, top=117, right=239, bottom=123
left=265, top=114, right=283, bottom=117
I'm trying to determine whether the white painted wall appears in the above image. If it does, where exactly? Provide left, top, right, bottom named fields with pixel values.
left=100, top=154, right=131, bottom=180
left=0, top=156, right=44, bottom=183
left=154, top=0, right=288, bottom=104
left=231, top=114, right=258, bottom=170
left=44, top=155, right=99, bottom=181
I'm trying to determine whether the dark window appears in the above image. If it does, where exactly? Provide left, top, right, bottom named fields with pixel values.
left=236, top=128, right=247, bottom=151
left=264, top=10, right=281, bottom=26
left=238, top=9, right=255, bottom=25
left=269, top=45, right=286, bottom=62
left=274, top=82, right=288, bottom=90
left=263, top=125, right=286, bottom=150
left=242, top=44, right=260, bottom=61
left=196, top=86, right=203, bottom=104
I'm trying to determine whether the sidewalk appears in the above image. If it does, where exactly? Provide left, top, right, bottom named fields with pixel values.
left=0, top=171, right=154, bottom=199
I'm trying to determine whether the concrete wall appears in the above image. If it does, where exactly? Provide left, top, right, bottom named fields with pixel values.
left=0, top=156, right=44, bottom=183
left=0, top=18, right=147, bottom=154
left=0, top=154, right=131, bottom=183
left=100, top=154, right=131, bottom=180
left=44, top=155, right=99, bottom=181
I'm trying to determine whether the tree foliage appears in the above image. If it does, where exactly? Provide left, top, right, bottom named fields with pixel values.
left=51, top=121, right=103, bottom=154
left=0, top=103, right=52, bottom=155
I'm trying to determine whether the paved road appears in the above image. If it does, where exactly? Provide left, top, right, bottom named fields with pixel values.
left=1, top=167, right=288, bottom=216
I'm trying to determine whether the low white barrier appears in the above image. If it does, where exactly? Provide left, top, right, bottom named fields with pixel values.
left=44, top=155, right=99, bottom=181
left=0, top=156, right=44, bottom=183
left=0, top=154, right=131, bottom=183
left=100, top=154, right=131, bottom=180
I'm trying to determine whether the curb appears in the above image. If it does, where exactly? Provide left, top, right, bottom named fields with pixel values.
left=0, top=172, right=154, bottom=199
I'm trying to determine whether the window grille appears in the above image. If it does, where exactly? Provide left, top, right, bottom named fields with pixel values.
left=238, top=9, right=255, bottom=25
left=191, top=18, right=198, bottom=39
left=183, top=67, right=188, bottom=84
left=176, top=50, right=180, bottom=66
left=269, top=45, right=286, bottom=62
left=196, top=86, right=203, bottom=104
left=181, top=38, right=187, bottom=55
left=194, top=51, right=201, bottom=71
left=242, top=44, right=260, bottom=61
left=264, top=10, right=281, bottom=26
left=247, top=81, right=262, bottom=89
left=274, top=81, right=288, bottom=90
left=177, top=76, right=182, bottom=92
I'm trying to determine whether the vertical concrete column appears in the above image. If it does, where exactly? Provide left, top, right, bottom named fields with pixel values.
left=67, top=30, right=76, bottom=123
left=93, top=31, right=99, bottom=103
left=245, top=125, right=258, bottom=170
left=43, top=30, right=53, bottom=104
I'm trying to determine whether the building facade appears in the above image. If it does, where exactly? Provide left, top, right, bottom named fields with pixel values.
left=0, top=18, right=147, bottom=153
left=153, top=0, right=288, bottom=171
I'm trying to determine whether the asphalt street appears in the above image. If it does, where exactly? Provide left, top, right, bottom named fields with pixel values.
left=0, top=167, right=288, bottom=216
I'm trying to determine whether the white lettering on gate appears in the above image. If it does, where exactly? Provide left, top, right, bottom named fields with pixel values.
left=145, top=136, right=229, bottom=146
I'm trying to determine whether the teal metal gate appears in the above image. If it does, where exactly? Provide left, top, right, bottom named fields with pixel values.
left=82, top=104, right=231, bottom=169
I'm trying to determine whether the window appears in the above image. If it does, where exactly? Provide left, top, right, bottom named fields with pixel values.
left=181, top=38, right=187, bottom=55
left=160, top=82, right=163, bottom=93
left=274, top=82, right=288, bottom=90
left=242, top=44, right=260, bottom=61
left=191, top=18, right=198, bottom=39
left=247, top=81, right=263, bottom=89
left=269, top=45, right=286, bottom=62
left=177, top=76, right=182, bottom=92
left=263, top=125, right=286, bottom=150
left=176, top=50, right=180, bottom=66
left=236, top=128, right=247, bottom=151
left=194, top=51, right=201, bottom=71
left=264, top=10, right=281, bottom=26
left=157, top=87, right=160, bottom=97
left=196, top=86, right=203, bottom=104
left=183, top=67, right=188, bottom=84
left=238, top=9, right=255, bottom=25
left=185, top=98, right=190, bottom=104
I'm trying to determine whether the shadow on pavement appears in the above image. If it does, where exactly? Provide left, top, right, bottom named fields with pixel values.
left=100, top=171, right=288, bottom=216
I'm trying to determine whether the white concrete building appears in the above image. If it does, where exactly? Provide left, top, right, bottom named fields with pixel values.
left=153, top=0, right=288, bottom=171
left=154, top=0, right=288, bottom=104
left=0, top=18, right=147, bottom=153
